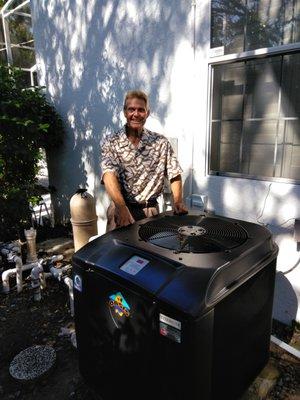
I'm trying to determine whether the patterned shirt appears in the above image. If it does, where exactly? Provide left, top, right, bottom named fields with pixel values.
left=100, top=126, right=182, bottom=202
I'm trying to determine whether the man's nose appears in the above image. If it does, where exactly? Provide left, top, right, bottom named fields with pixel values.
left=133, top=109, right=139, bottom=116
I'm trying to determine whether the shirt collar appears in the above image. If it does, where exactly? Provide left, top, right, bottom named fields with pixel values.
left=118, top=126, right=152, bottom=148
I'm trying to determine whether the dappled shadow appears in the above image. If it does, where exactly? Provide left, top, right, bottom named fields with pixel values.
left=273, top=271, right=298, bottom=325
left=31, top=0, right=209, bottom=222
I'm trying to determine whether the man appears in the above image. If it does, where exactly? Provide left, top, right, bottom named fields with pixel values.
left=101, top=90, right=188, bottom=231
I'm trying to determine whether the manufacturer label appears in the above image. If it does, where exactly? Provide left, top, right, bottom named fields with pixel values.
left=159, top=314, right=182, bottom=343
left=159, top=313, right=181, bottom=330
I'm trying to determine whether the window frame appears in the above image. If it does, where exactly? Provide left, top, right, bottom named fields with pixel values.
left=207, top=41, right=300, bottom=185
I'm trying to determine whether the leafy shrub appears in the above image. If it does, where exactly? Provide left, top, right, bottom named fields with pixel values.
left=0, top=65, right=64, bottom=241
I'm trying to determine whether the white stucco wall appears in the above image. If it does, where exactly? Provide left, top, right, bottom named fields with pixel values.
left=31, top=0, right=299, bottom=324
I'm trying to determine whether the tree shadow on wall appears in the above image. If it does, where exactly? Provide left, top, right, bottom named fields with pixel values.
left=31, top=0, right=209, bottom=222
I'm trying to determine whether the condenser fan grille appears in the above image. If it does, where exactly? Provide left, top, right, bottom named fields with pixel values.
left=139, top=215, right=248, bottom=253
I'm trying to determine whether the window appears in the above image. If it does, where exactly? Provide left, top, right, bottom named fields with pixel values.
left=210, top=0, right=300, bottom=182
left=210, top=53, right=300, bottom=181
left=211, top=0, right=300, bottom=54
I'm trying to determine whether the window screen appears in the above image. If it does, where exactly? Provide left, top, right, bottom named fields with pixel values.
left=210, top=53, right=300, bottom=181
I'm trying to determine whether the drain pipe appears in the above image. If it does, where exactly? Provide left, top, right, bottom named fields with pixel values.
left=2, top=262, right=37, bottom=294
left=63, top=276, right=74, bottom=317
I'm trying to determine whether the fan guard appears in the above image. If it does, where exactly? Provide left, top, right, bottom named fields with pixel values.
left=139, top=215, right=248, bottom=253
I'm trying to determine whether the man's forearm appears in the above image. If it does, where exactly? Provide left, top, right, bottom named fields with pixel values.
left=170, top=175, right=183, bottom=203
left=170, top=175, right=188, bottom=214
left=102, top=172, right=126, bottom=206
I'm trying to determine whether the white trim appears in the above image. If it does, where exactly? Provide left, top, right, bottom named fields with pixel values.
left=205, top=63, right=213, bottom=177
left=0, top=0, right=15, bottom=14
left=2, top=15, right=12, bottom=64
left=11, top=11, right=31, bottom=18
left=209, top=42, right=300, bottom=65
left=11, top=44, right=34, bottom=50
left=2, top=1, right=30, bottom=18
left=12, top=44, right=34, bottom=51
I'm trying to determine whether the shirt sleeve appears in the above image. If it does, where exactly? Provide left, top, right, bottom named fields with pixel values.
left=165, top=140, right=183, bottom=180
left=100, top=136, right=119, bottom=184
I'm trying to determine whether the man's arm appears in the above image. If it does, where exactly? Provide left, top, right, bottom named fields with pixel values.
left=170, top=175, right=188, bottom=215
left=102, top=172, right=135, bottom=226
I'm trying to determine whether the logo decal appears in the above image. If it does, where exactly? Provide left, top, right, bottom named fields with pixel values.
left=109, top=292, right=130, bottom=317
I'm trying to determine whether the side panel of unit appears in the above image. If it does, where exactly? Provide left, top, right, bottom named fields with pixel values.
left=211, top=260, right=277, bottom=400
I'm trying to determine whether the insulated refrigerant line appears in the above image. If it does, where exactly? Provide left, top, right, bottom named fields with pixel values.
left=271, top=335, right=300, bottom=359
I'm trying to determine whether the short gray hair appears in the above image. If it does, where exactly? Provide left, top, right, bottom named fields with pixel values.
left=123, top=90, right=149, bottom=111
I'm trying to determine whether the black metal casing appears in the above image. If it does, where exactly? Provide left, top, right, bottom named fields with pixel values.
left=72, top=212, right=278, bottom=400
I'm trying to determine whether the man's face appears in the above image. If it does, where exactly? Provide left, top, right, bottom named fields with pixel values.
left=124, top=97, right=150, bottom=133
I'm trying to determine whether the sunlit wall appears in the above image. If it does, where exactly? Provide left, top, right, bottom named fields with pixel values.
left=31, top=0, right=300, bottom=324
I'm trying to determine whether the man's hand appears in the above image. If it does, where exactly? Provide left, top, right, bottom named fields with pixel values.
left=170, top=175, right=188, bottom=216
left=115, top=204, right=135, bottom=227
left=173, top=202, right=188, bottom=215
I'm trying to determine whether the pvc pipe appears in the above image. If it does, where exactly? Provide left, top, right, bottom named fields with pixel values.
left=51, top=254, right=64, bottom=263
left=50, top=266, right=62, bottom=281
left=49, top=264, right=71, bottom=280
left=30, top=263, right=45, bottom=301
left=2, top=262, right=37, bottom=294
left=63, top=276, right=74, bottom=317
left=271, top=335, right=300, bottom=359
left=1, top=248, right=10, bottom=256
left=13, top=255, right=23, bottom=293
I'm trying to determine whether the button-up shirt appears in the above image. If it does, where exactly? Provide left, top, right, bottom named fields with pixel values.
left=100, top=126, right=182, bottom=203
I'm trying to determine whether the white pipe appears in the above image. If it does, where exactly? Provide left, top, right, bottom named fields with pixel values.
left=51, top=254, right=64, bottom=263
left=63, top=277, right=74, bottom=317
left=2, top=262, right=37, bottom=294
left=13, top=255, right=23, bottom=293
left=1, top=248, right=10, bottom=256
left=49, top=264, right=71, bottom=281
left=271, top=335, right=300, bottom=359
left=50, top=266, right=62, bottom=280
left=30, top=263, right=45, bottom=301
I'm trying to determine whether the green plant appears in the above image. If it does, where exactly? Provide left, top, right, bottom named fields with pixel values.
left=0, top=65, right=64, bottom=241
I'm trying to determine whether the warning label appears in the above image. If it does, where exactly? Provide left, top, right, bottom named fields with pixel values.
left=159, top=322, right=181, bottom=343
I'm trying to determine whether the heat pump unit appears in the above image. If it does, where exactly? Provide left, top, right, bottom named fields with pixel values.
left=72, top=211, right=278, bottom=400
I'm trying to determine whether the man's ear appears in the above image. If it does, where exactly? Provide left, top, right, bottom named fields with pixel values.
left=146, top=109, right=150, bottom=118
